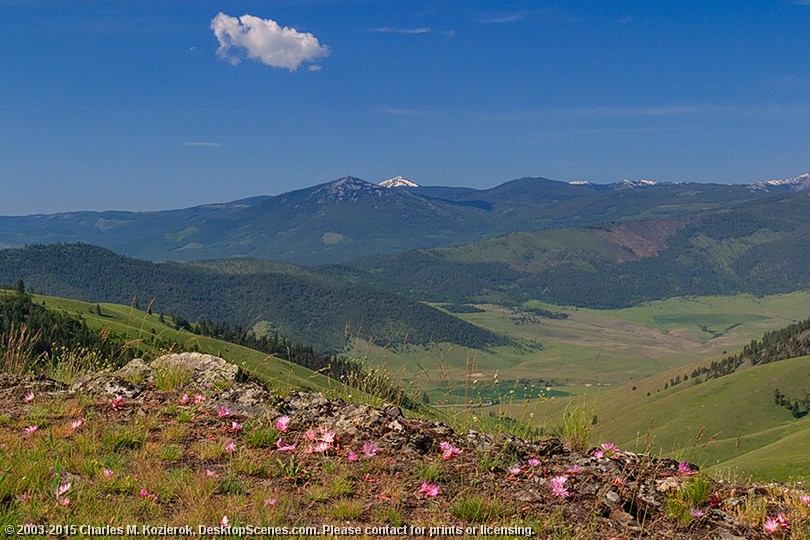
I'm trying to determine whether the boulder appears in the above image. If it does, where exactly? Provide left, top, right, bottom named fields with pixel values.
left=151, top=352, right=239, bottom=387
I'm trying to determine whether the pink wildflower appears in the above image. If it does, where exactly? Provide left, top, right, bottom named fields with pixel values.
left=776, top=514, right=790, bottom=530
left=220, top=515, right=229, bottom=527
left=550, top=475, right=569, bottom=498
left=418, top=482, right=440, bottom=498
left=24, top=425, right=39, bottom=433
left=139, top=489, right=149, bottom=498
left=18, top=492, right=31, bottom=502
left=592, top=449, right=604, bottom=459
left=800, top=495, right=810, bottom=506
left=59, top=497, right=70, bottom=506
left=205, top=469, right=219, bottom=479
left=23, top=392, right=34, bottom=403
left=678, top=461, right=696, bottom=475
left=304, top=429, right=316, bottom=441
left=217, top=406, right=231, bottom=418
left=347, top=450, right=359, bottom=462
left=230, top=421, right=243, bottom=432
left=70, top=419, right=84, bottom=429
left=224, top=441, right=236, bottom=453
left=110, top=394, right=125, bottom=410
left=362, top=442, right=377, bottom=457
left=307, top=441, right=330, bottom=454
left=276, top=438, right=296, bottom=452
left=600, top=442, right=619, bottom=455
left=103, top=469, right=114, bottom=478
left=439, top=441, right=463, bottom=460
left=275, top=416, right=290, bottom=433
left=179, top=393, right=190, bottom=404
left=764, top=517, right=780, bottom=534
left=265, top=498, right=277, bottom=507
left=566, top=465, right=583, bottom=474
left=690, top=508, right=704, bottom=519
left=319, top=428, right=335, bottom=444
left=508, top=465, right=521, bottom=475
left=57, top=482, right=71, bottom=497
left=193, top=393, right=205, bottom=404
left=528, top=458, right=541, bottom=467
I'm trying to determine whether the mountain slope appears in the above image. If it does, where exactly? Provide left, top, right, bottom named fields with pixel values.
left=342, top=192, right=810, bottom=308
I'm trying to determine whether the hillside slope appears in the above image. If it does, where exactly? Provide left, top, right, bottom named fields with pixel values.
left=0, top=244, right=505, bottom=352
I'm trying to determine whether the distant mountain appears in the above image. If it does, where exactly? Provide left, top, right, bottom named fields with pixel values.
left=751, top=172, right=810, bottom=192
left=0, top=244, right=507, bottom=352
left=0, top=173, right=796, bottom=265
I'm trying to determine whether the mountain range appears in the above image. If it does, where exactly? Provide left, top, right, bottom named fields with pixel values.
left=2, top=173, right=805, bottom=265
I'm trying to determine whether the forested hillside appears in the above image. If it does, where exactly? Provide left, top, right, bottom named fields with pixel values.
left=0, top=244, right=505, bottom=352
left=343, top=193, right=810, bottom=308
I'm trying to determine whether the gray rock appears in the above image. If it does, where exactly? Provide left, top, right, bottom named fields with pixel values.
left=152, top=352, right=239, bottom=387
left=69, top=371, right=143, bottom=398
left=114, top=358, right=154, bottom=385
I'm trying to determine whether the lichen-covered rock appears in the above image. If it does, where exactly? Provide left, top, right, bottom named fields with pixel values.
left=151, top=352, right=239, bottom=387
left=209, top=381, right=277, bottom=417
left=69, top=370, right=143, bottom=398
left=114, top=358, right=154, bottom=385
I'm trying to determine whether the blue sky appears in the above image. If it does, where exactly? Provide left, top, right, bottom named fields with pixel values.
left=3, top=1, right=810, bottom=214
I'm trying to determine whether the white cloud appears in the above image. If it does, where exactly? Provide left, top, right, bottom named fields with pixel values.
left=371, top=26, right=431, bottom=34
left=210, top=12, right=329, bottom=71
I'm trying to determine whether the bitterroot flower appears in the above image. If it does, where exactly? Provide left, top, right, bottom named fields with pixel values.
left=678, top=461, right=696, bottom=475
left=508, top=465, right=521, bottom=475
left=362, top=442, right=377, bottom=457
left=566, top=465, right=583, bottom=474
left=103, top=469, right=114, bottom=478
left=23, top=392, right=34, bottom=403
left=193, top=393, right=205, bottom=404
left=179, top=394, right=190, bottom=404
left=24, top=425, right=39, bottom=433
left=275, top=416, right=290, bottom=433
left=276, top=439, right=296, bottom=452
left=528, top=458, right=541, bottom=467
left=418, top=482, right=440, bottom=498
left=224, top=441, right=236, bottom=453
left=70, top=419, right=84, bottom=429
left=550, top=475, right=569, bottom=498
left=221, top=516, right=229, bottom=527
left=57, top=482, right=71, bottom=497
left=592, top=449, right=604, bottom=459
left=800, top=495, right=810, bottom=506
left=265, top=498, right=277, bottom=506
left=230, top=421, right=243, bottom=432
left=347, top=450, right=359, bottom=462
left=59, top=497, right=70, bottom=506
left=110, top=395, right=125, bottom=410
left=439, top=441, right=463, bottom=460
left=217, top=406, right=231, bottom=418
left=690, top=508, right=704, bottom=519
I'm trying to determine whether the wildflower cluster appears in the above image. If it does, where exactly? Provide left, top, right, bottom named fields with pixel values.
left=763, top=513, right=790, bottom=535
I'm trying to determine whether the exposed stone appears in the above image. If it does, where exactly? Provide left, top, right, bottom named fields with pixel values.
left=151, top=352, right=239, bottom=387
left=69, top=371, right=143, bottom=398
left=114, top=358, right=154, bottom=385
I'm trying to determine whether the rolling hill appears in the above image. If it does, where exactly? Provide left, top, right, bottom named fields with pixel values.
left=0, top=244, right=505, bottom=352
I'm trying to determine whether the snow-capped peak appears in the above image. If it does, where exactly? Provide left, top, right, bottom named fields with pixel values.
left=752, top=173, right=810, bottom=192
left=569, top=180, right=593, bottom=186
left=379, top=176, right=419, bottom=188
left=614, top=178, right=660, bottom=190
